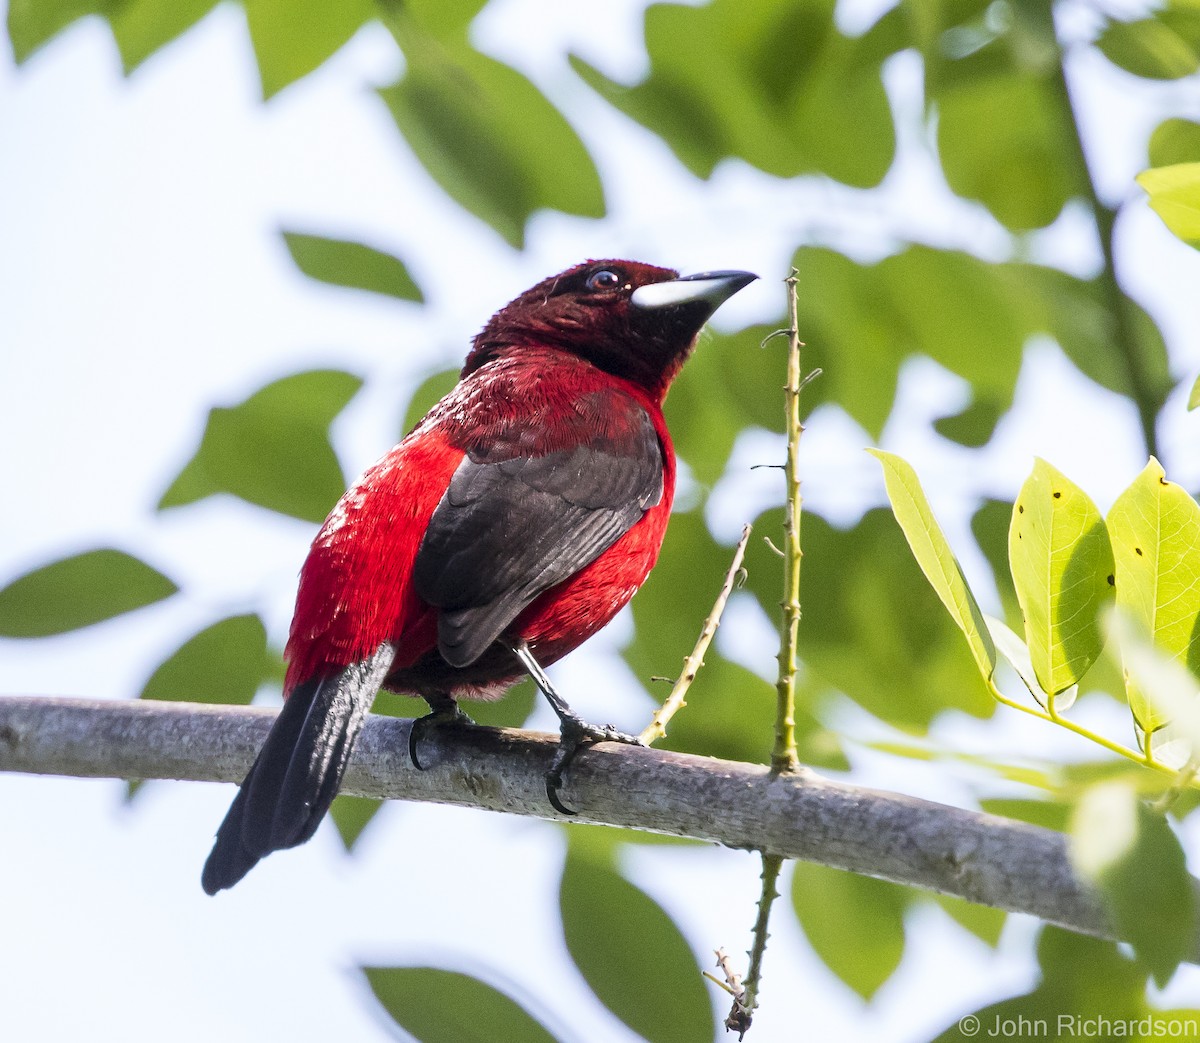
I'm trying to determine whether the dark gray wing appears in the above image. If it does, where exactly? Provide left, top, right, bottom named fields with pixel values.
left=412, top=401, right=663, bottom=667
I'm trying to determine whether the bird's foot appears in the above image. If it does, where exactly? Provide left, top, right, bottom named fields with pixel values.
left=409, top=701, right=475, bottom=770
left=546, top=713, right=646, bottom=816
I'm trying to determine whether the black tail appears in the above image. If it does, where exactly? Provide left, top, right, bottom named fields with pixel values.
left=201, top=642, right=395, bottom=894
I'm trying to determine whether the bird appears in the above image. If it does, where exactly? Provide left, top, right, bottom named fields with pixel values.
left=201, top=258, right=757, bottom=894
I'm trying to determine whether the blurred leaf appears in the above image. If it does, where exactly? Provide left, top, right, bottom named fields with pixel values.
left=931, top=927, right=1148, bottom=1040
left=791, top=861, right=909, bottom=1000
left=140, top=613, right=268, bottom=705
left=1149, top=118, right=1200, bottom=168
left=1097, top=13, right=1200, bottom=81
left=571, top=0, right=898, bottom=187
left=1107, top=458, right=1200, bottom=733
left=934, top=50, right=1081, bottom=229
left=281, top=231, right=423, bottom=302
left=1191, top=374, right=1200, bottom=411
left=744, top=508, right=995, bottom=729
left=1105, top=608, right=1200, bottom=771
left=364, top=965, right=558, bottom=1043
left=1137, top=162, right=1200, bottom=249
left=791, top=246, right=1171, bottom=439
left=933, top=394, right=1004, bottom=448
left=243, top=0, right=375, bottom=99
left=979, top=797, right=1070, bottom=832
left=1008, top=459, right=1114, bottom=697
left=869, top=450, right=997, bottom=683
left=560, top=839, right=713, bottom=1042
left=379, top=37, right=603, bottom=249
left=397, top=0, right=489, bottom=38
left=159, top=369, right=362, bottom=523
left=329, top=795, right=383, bottom=850
left=107, top=0, right=217, bottom=71
left=665, top=322, right=786, bottom=486
left=0, top=548, right=177, bottom=637
left=402, top=367, right=461, bottom=437
left=1071, top=781, right=1195, bottom=986
left=931, top=892, right=1006, bottom=947
left=7, top=0, right=115, bottom=62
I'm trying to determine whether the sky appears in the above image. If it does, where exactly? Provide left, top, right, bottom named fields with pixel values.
left=2, top=2, right=1200, bottom=1041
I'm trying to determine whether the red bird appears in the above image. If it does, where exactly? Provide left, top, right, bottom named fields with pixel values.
left=202, top=259, right=756, bottom=893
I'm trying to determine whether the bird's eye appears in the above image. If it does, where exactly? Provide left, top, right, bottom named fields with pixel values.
left=585, top=269, right=623, bottom=292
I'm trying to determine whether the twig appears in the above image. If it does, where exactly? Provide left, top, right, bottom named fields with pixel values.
left=706, top=948, right=751, bottom=1038
left=640, top=524, right=753, bottom=746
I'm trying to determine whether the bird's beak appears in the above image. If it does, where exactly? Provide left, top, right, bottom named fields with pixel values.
left=630, top=270, right=759, bottom=312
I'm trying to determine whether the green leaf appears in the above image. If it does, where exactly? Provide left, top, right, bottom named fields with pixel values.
left=1190, top=374, right=1200, bottom=411
left=401, top=367, right=460, bottom=437
left=1070, top=781, right=1195, bottom=986
left=1149, top=118, right=1200, bottom=168
left=932, top=394, right=1004, bottom=448
left=364, top=966, right=559, bottom=1043
left=379, top=42, right=603, bottom=249
left=329, top=795, right=383, bottom=851
left=930, top=927, right=1148, bottom=1041
left=570, top=0, right=897, bottom=187
left=979, top=797, right=1070, bottom=832
left=1008, top=459, right=1114, bottom=698
left=140, top=614, right=268, bottom=705
left=1137, top=162, right=1200, bottom=249
left=984, top=612, right=1067, bottom=710
left=931, top=892, right=1006, bottom=947
left=242, top=0, right=375, bottom=99
left=935, top=62, right=1081, bottom=229
left=868, top=449, right=997, bottom=683
left=560, top=840, right=713, bottom=1042
left=1096, top=15, right=1200, bottom=81
left=1106, top=458, right=1200, bottom=733
left=159, top=369, right=362, bottom=523
left=281, top=232, right=423, bottom=302
left=107, top=0, right=218, bottom=72
left=791, top=862, right=909, bottom=999
left=0, top=549, right=177, bottom=637
left=7, top=0, right=116, bottom=63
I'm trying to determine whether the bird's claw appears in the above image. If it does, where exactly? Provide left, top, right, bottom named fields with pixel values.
left=545, top=717, right=646, bottom=815
left=409, top=704, right=474, bottom=770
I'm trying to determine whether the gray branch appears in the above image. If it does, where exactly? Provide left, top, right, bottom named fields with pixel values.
left=1, top=694, right=1192, bottom=959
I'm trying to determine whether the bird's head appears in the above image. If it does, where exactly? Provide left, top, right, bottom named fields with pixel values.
left=465, top=259, right=758, bottom=400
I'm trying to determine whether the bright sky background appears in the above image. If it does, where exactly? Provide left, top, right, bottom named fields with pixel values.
left=2, top=2, right=1200, bottom=1040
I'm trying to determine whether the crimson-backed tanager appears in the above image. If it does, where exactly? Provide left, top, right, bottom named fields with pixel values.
left=202, top=259, right=756, bottom=894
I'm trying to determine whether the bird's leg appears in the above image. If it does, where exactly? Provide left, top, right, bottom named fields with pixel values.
left=409, top=691, right=475, bottom=770
left=510, top=641, right=646, bottom=815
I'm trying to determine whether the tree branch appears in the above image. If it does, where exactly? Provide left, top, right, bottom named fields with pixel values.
left=3, top=694, right=1197, bottom=960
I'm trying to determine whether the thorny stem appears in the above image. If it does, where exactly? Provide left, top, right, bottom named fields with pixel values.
left=640, top=525, right=753, bottom=746
left=737, top=853, right=785, bottom=1034
left=772, top=270, right=804, bottom=775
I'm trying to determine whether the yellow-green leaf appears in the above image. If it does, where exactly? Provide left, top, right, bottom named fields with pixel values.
left=1188, top=373, right=1200, bottom=410
left=868, top=449, right=996, bottom=681
left=1008, top=459, right=1114, bottom=698
left=1106, top=458, right=1200, bottom=733
left=1136, top=162, right=1200, bottom=248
